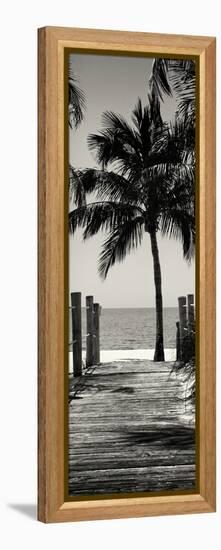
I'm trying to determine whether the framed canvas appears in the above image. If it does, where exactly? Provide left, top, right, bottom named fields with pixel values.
left=38, top=27, right=216, bottom=523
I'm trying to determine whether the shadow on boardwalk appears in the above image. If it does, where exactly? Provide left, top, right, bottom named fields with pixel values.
left=68, top=359, right=195, bottom=496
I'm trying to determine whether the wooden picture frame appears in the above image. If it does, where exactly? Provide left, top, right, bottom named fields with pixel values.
left=38, top=26, right=216, bottom=523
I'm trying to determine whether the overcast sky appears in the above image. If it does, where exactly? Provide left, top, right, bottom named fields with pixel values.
left=69, top=53, right=195, bottom=308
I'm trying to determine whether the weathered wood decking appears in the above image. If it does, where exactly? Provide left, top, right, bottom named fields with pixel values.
left=69, top=360, right=195, bottom=496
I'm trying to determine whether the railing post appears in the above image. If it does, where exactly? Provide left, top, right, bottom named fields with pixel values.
left=178, top=296, right=187, bottom=360
left=71, top=292, right=82, bottom=376
left=187, top=294, right=195, bottom=333
left=86, top=296, right=94, bottom=367
left=93, top=303, right=100, bottom=364
left=176, top=321, right=181, bottom=361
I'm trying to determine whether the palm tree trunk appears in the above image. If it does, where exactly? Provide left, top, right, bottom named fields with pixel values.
left=149, top=231, right=165, bottom=361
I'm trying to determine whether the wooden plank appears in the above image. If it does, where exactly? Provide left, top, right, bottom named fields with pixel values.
left=69, top=464, right=196, bottom=493
left=68, top=360, right=196, bottom=495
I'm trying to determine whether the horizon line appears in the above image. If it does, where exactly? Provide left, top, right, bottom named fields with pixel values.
left=74, top=305, right=179, bottom=309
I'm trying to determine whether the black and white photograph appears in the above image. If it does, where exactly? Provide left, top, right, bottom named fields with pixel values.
left=68, top=52, right=196, bottom=497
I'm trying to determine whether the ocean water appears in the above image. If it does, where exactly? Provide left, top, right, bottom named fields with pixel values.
left=69, top=307, right=178, bottom=350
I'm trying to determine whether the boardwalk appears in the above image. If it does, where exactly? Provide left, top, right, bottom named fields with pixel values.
left=69, top=360, right=195, bottom=496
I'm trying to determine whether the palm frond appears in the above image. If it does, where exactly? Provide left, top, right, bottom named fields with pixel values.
left=99, top=217, right=144, bottom=279
left=68, top=67, right=86, bottom=129
left=166, top=163, right=195, bottom=208
left=101, top=111, right=141, bottom=146
left=169, top=60, right=196, bottom=124
left=139, top=160, right=194, bottom=226
left=131, top=96, right=163, bottom=159
left=132, top=98, right=152, bottom=142
left=131, top=98, right=144, bottom=130
left=150, top=118, right=195, bottom=162
left=149, top=58, right=196, bottom=137
left=88, top=117, right=143, bottom=180
left=160, top=208, right=195, bottom=261
left=88, top=97, right=163, bottom=178
left=149, top=58, right=172, bottom=101
left=69, top=167, right=144, bottom=207
left=69, top=201, right=144, bottom=239
left=87, top=132, right=115, bottom=167
left=69, top=166, right=99, bottom=207
left=69, top=166, right=86, bottom=207
left=148, top=90, right=163, bottom=128
left=87, top=169, right=141, bottom=204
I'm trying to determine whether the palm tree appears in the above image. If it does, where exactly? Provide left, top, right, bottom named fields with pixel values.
left=68, top=67, right=86, bottom=129
left=69, top=96, right=195, bottom=361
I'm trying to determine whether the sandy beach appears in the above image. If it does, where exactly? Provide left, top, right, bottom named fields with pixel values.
left=69, top=348, right=176, bottom=372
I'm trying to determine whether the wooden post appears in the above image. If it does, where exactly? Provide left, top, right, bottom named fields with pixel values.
left=71, top=292, right=82, bottom=377
left=176, top=321, right=181, bottom=361
left=86, top=296, right=94, bottom=367
left=187, top=294, right=194, bottom=333
left=178, top=296, right=187, bottom=359
left=93, top=303, right=100, bottom=364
